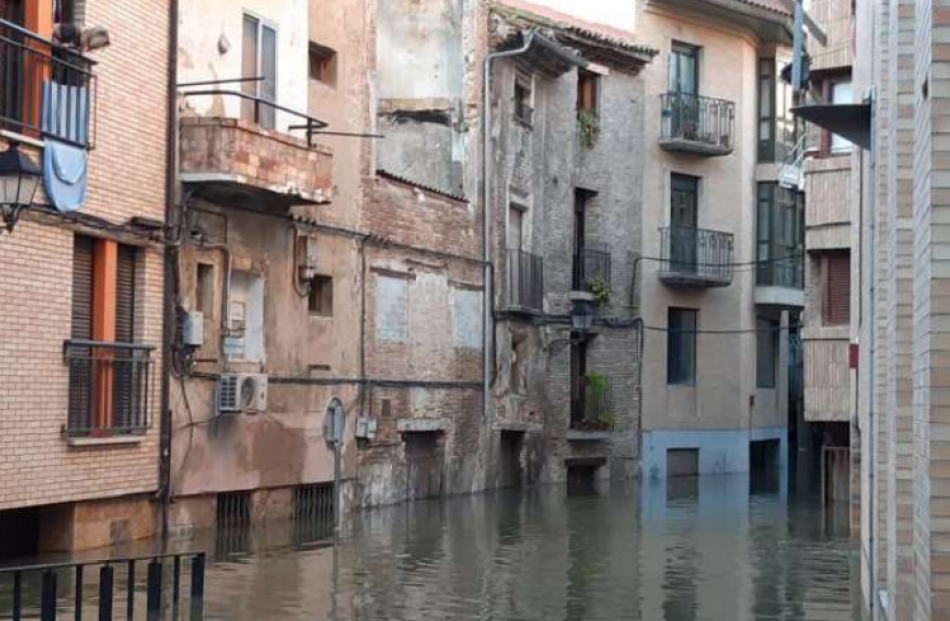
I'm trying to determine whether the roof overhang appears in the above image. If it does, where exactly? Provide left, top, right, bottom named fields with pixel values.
left=792, top=103, right=871, bottom=150
left=649, top=0, right=795, bottom=44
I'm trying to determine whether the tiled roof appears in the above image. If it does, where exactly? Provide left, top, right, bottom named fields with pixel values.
left=494, top=0, right=659, bottom=57
left=729, top=0, right=792, bottom=17
left=376, top=169, right=468, bottom=203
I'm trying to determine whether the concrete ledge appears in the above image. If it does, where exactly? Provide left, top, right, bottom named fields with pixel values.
left=493, top=420, right=543, bottom=433
left=397, top=418, right=450, bottom=433
left=67, top=435, right=146, bottom=448
left=565, top=429, right=612, bottom=442
left=755, top=285, right=804, bottom=308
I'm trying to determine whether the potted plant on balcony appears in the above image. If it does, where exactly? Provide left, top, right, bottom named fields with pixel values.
left=578, top=109, right=601, bottom=149
left=585, top=371, right=613, bottom=428
left=589, top=277, right=611, bottom=306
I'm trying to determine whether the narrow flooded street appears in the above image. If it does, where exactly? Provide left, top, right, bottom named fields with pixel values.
left=197, top=476, right=857, bottom=621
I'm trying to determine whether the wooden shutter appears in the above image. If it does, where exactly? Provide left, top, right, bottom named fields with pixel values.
left=824, top=253, right=851, bottom=325
left=71, top=235, right=95, bottom=340
left=115, top=245, right=136, bottom=343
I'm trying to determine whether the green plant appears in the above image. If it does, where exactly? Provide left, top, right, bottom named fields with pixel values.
left=578, top=109, right=601, bottom=149
left=589, top=277, right=611, bottom=306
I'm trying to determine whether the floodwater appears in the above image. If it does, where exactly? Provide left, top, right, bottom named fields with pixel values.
left=199, top=475, right=858, bottom=621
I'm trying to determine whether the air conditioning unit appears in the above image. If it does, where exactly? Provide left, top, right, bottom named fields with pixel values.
left=216, top=374, right=268, bottom=415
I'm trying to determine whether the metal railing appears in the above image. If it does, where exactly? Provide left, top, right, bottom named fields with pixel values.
left=0, top=552, right=206, bottom=621
left=570, top=375, right=614, bottom=431
left=660, top=92, right=735, bottom=153
left=757, top=256, right=804, bottom=289
left=507, top=249, right=544, bottom=311
left=658, top=226, right=734, bottom=284
left=572, top=242, right=611, bottom=292
left=178, top=88, right=328, bottom=147
left=64, top=340, right=154, bottom=437
left=0, top=18, right=96, bottom=148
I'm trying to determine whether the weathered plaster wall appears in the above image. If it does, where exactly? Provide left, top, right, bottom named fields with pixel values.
left=177, top=0, right=309, bottom=132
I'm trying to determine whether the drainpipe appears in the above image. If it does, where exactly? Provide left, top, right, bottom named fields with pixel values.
left=865, top=86, right=878, bottom=617
left=481, top=32, right=536, bottom=427
left=159, top=0, right=180, bottom=543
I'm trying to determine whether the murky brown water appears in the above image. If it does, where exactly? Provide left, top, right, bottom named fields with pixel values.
left=197, top=475, right=858, bottom=621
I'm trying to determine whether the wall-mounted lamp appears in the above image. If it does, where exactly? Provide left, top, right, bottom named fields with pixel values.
left=0, top=143, right=42, bottom=234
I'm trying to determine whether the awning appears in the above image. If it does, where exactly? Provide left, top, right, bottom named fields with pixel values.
left=792, top=103, right=872, bottom=150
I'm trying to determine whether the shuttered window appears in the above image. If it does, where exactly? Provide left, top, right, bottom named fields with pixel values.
left=115, top=245, right=136, bottom=343
left=71, top=235, right=95, bottom=340
left=824, top=253, right=850, bottom=325
left=577, top=70, right=598, bottom=112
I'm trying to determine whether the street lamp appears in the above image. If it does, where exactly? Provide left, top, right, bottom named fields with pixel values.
left=0, top=143, right=42, bottom=234
left=570, top=297, right=594, bottom=333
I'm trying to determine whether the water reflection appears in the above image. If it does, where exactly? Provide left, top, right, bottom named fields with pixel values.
left=194, top=476, right=856, bottom=621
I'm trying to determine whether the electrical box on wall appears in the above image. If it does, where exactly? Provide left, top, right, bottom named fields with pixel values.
left=355, top=417, right=378, bottom=440
left=296, top=234, right=317, bottom=282
left=183, top=311, right=204, bottom=347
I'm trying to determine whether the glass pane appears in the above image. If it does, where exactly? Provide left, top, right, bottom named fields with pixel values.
left=241, top=15, right=259, bottom=122
left=260, top=25, right=277, bottom=129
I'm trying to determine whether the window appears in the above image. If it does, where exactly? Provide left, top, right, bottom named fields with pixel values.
left=508, top=204, right=524, bottom=251
left=514, top=72, right=533, bottom=125
left=452, top=287, right=483, bottom=349
left=830, top=80, right=853, bottom=153
left=756, top=317, right=778, bottom=388
left=376, top=275, right=409, bottom=343
left=758, top=58, right=776, bottom=161
left=308, top=275, right=333, bottom=317
left=823, top=253, right=851, bottom=325
left=53, top=0, right=75, bottom=23
left=756, top=183, right=804, bottom=288
left=667, top=308, right=697, bottom=385
left=68, top=236, right=147, bottom=436
left=309, top=42, right=337, bottom=86
left=241, top=14, right=277, bottom=129
left=669, top=43, right=699, bottom=95
left=577, top=70, right=598, bottom=113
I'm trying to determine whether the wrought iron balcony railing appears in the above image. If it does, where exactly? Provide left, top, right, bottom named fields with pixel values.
left=507, top=248, right=544, bottom=311
left=658, top=226, right=735, bottom=287
left=660, top=92, right=735, bottom=156
left=0, top=18, right=97, bottom=148
left=572, top=242, right=611, bottom=292
left=570, top=374, right=614, bottom=432
left=64, top=340, right=154, bottom=438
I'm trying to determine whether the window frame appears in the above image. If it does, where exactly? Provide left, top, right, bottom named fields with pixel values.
left=756, top=316, right=779, bottom=389
left=514, top=71, right=534, bottom=126
left=308, top=41, right=337, bottom=87
left=667, top=307, right=698, bottom=386
left=822, top=252, right=851, bottom=326
left=241, top=12, right=278, bottom=129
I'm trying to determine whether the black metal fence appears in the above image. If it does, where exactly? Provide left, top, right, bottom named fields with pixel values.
left=64, top=340, right=153, bottom=438
left=0, top=552, right=205, bottom=621
left=292, top=484, right=335, bottom=545
left=572, top=242, right=611, bottom=292
left=570, top=375, right=613, bottom=432
left=507, top=249, right=544, bottom=311
left=658, top=226, right=734, bottom=284
left=0, top=18, right=96, bottom=148
left=660, top=92, right=735, bottom=152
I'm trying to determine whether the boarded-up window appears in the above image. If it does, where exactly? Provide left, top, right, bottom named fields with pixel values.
left=452, top=287, right=483, bottom=349
left=377, top=275, right=409, bottom=343
left=577, top=70, right=598, bottom=112
left=824, top=253, right=850, bottom=325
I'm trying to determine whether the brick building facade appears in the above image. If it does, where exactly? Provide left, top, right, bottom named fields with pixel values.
left=0, top=0, right=171, bottom=554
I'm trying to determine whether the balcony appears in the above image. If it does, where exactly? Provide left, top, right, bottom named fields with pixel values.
left=572, top=242, right=611, bottom=293
left=756, top=259, right=805, bottom=307
left=0, top=18, right=97, bottom=148
left=659, top=92, right=735, bottom=157
left=178, top=92, right=333, bottom=210
left=657, top=226, right=734, bottom=288
left=568, top=374, right=613, bottom=441
left=65, top=340, right=154, bottom=439
left=507, top=249, right=544, bottom=312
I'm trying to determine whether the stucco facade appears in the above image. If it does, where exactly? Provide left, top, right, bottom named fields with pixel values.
left=635, top=0, right=799, bottom=479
